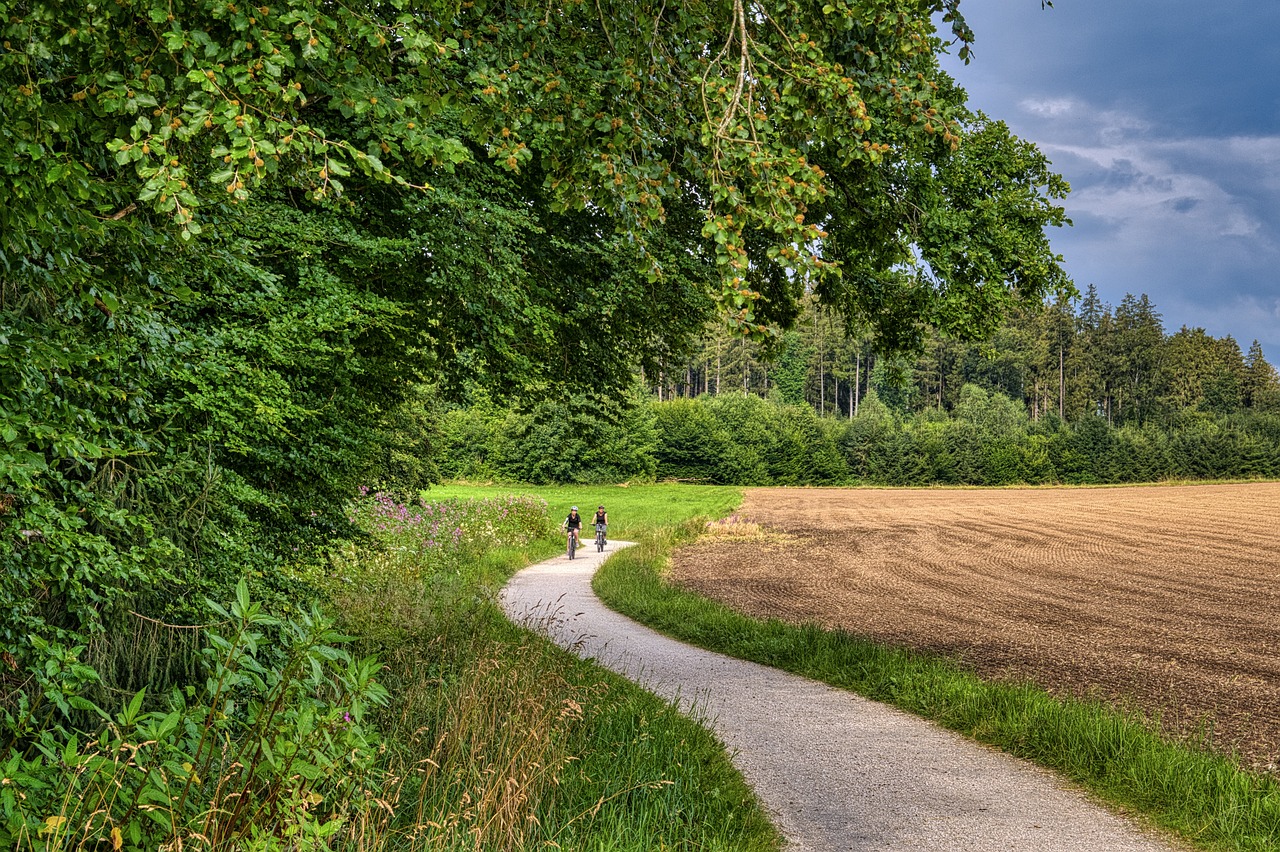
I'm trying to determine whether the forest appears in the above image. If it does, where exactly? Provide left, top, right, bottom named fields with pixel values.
left=654, top=285, right=1280, bottom=425
left=437, top=286, right=1280, bottom=486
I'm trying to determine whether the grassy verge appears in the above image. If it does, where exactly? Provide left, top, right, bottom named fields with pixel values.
left=1, top=487, right=776, bottom=852
left=422, top=481, right=743, bottom=539
left=361, top=483, right=776, bottom=851
left=592, top=517, right=1280, bottom=852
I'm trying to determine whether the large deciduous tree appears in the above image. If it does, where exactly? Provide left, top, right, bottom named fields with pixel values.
left=1, top=0, right=1070, bottom=679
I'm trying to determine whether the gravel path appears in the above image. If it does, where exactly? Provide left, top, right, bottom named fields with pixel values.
left=500, top=542, right=1185, bottom=852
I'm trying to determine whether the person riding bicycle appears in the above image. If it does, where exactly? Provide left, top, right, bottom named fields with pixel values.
left=592, top=505, right=608, bottom=545
left=563, top=506, right=583, bottom=552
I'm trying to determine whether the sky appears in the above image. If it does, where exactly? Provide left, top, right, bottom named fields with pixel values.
left=936, top=0, right=1280, bottom=360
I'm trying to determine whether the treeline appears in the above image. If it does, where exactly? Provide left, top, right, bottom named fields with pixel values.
left=438, top=385, right=1280, bottom=486
left=647, top=286, right=1280, bottom=426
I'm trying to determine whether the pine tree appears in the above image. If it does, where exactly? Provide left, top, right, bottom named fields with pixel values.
left=1243, top=340, right=1280, bottom=410
left=1111, top=293, right=1166, bottom=424
left=1070, top=285, right=1108, bottom=421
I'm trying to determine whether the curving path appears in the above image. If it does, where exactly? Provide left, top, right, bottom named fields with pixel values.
left=500, top=542, right=1185, bottom=852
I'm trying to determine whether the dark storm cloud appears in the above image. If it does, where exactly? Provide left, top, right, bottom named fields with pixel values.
left=938, top=0, right=1280, bottom=357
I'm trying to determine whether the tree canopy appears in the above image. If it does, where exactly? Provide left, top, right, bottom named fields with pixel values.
left=1, top=0, right=1071, bottom=681
left=2, top=0, right=1067, bottom=334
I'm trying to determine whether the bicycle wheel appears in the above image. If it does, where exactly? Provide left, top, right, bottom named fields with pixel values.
left=568, top=533, right=577, bottom=559
left=597, top=530, right=605, bottom=552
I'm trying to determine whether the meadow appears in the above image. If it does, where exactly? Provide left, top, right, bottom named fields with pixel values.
left=18, top=479, right=1280, bottom=851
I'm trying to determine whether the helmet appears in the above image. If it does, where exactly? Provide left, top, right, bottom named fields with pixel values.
left=571, top=506, right=578, bottom=511
left=598, top=505, right=605, bottom=509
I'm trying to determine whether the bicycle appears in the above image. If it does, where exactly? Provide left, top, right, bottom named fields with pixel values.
left=566, top=527, right=579, bottom=559
left=595, top=522, right=607, bottom=553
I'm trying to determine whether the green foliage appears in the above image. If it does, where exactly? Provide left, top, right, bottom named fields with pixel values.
left=5, top=489, right=778, bottom=851
left=436, top=400, right=512, bottom=483
left=1, top=2, right=1080, bottom=847
left=767, top=331, right=814, bottom=406
left=953, top=384, right=1029, bottom=438
left=1, top=0, right=1075, bottom=701
left=651, top=399, right=732, bottom=484
left=443, top=386, right=1280, bottom=489
left=658, top=287, right=1280, bottom=437
left=815, top=116, right=1071, bottom=350
left=1, top=581, right=388, bottom=851
left=704, top=394, right=779, bottom=485
left=766, top=405, right=849, bottom=485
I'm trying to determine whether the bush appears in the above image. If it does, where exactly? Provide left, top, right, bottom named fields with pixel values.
left=652, top=398, right=731, bottom=483
left=1, top=582, right=389, bottom=852
left=704, top=393, right=777, bottom=484
left=766, top=404, right=848, bottom=485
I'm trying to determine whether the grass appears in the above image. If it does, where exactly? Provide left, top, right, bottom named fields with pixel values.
left=422, top=481, right=743, bottom=540
left=32, top=478, right=1279, bottom=850
left=365, top=612, right=779, bottom=851
left=3, top=487, right=777, bottom=852
left=362, top=483, right=775, bottom=851
left=589, top=508, right=1280, bottom=852
left=422, top=481, right=1280, bottom=851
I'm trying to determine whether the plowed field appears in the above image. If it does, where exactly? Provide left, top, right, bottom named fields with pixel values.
left=670, top=483, right=1280, bottom=770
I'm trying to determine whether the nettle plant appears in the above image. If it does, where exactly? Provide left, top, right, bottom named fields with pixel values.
left=0, top=581, right=389, bottom=852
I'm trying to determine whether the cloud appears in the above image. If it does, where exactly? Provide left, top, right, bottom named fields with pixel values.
left=1019, top=97, right=1075, bottom=118
left=1019, top=111, right=1280, bottom=353
left=1159, top=293, right=1280, bottom=356
left=936, top=0, right=1280, bottom=356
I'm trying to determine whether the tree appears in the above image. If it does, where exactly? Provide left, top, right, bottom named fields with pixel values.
left=1068, top=284, right=1108, bottom=420
left=1200, top=336, right=1246, bottom=416
left=1110, top=293, right=1166, bottom=424
left=769, top=329, right=813, bottom=406
left=1242, top=340, right=1280, bottom=411
left=1154, top=327, right=1249, bottom=418
left=3, top=0, right=1071, bottom=685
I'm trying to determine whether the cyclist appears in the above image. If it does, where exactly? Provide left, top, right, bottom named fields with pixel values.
left=563, top=506, right=583, bottom=555
left=592, top=504, right=609, bottom=546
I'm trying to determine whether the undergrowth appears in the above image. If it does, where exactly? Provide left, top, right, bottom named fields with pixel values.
left=2, top=487, right=777, bottom=851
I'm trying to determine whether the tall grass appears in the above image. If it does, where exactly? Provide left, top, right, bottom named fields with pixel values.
left=593, top=522, right=1280, bottom=852
left=2, top=487, right=778, bottom=851
left=345, top=485, right=773, bottom=851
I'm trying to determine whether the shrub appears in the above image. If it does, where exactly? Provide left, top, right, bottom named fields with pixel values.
left=651, top=398, right=730, bottom=483
left=1, top=581, right=388, bottom=852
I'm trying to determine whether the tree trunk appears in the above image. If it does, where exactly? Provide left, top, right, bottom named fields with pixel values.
left=1058, top=345, right=1065, bottom=419
left=854, top=352, right=861, bottom=416
left=715, top=338, right=722, bottom=395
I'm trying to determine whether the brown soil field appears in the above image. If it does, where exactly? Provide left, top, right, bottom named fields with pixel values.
left=670, top=483, right=1280, bottom=771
